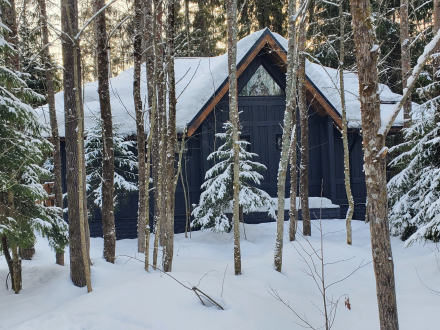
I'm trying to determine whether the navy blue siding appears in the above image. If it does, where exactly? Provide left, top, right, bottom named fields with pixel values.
left=59, top=50, right=367, bottom=238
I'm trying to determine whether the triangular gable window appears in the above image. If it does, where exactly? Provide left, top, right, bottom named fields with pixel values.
left=239, top=65, right=285, bottom=96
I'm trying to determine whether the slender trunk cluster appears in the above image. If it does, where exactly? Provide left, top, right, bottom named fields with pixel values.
left=94, top=0, right=116, bottom=263
left=61, top=0, right=92, bottom=290
left=226, top=0, right=241, bottom=276
left=38, top=0, right=64, bottom=265
left=339, top=0, right=354, bottom=245
left=298, top=7, right=311, bottom=236
left=349, top=0, right=399, bottom=327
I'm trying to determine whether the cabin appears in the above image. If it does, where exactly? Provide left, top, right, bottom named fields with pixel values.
left=37, top=29, right=405, bottom=239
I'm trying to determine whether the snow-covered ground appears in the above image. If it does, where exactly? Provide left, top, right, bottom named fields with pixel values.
left=1, top=220, right=438, bottom=329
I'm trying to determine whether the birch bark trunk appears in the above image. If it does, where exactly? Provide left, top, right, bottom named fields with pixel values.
left=94, top=0, right=116, bottom=263
left=400, top=0, right=411, bottom=127
left=298, top=9, right=311, bottom=236
left=339, top=0, right=354, bottom=245
left=226, top=0, right=241, bottom=276
left=349, top=0, right=399, bottom=327
left=38, top=0, right=64, bottom=265
left=134, top=0, right=147, bottom=254
left=275, top=0, right=297, bottom=267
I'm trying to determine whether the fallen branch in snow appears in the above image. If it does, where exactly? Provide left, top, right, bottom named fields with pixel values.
left=116, top=254, right=224, bottom=310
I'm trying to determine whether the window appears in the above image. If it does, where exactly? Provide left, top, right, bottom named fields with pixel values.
left=239, top=65, right=285, bottom=97
left=276, top=134, right=283, bottom=151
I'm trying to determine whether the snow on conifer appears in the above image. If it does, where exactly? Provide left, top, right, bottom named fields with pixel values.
left=388, top=89, right=440, bottom=245
left=0, top=23, right=68, bottom=258
left=191, top=122, right=276, bottom=232
left=85, top=117, right=138, bottom=211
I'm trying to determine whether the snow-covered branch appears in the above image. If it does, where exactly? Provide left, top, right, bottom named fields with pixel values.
left=378, top=27, right=440, bottom=137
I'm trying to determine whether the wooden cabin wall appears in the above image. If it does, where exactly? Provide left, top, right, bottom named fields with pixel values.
left=58, top=48, right=368, bottom=237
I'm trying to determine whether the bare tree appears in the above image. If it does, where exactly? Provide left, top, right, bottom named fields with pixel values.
left=288, top=0, right=299, bottom=243
left=61, top=0, right=92, bottom=291
left=274, top=0, right=297, bottom=270
left=38, top=0, right=65, bottom=265
left=94, top=0, right=116, bottom=263
left=226, top=0, right=241, bottom=275
left=339, top=0, right=354, bottom=245
left=349, top=0, right=399, bottom=327
left=163, top=0, right=177, bottom=273
left=133, top=0, right=147, bottom=254
left=298, top=3, right=311, bottom=237
left=400, top=0, right=411, bottom=127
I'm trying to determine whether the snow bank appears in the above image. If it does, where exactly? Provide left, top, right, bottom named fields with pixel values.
left=1, top=221, right=438, bottom=330
left=35, top=29, right=407, bottom=137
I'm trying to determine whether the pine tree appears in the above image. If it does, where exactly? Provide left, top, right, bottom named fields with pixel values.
left=0, top=16, right=68, bottom=293
left=388, top=89, right=440, bottom=245
left=192, top=123, right=276, bottom=233
left=85, top=118, right=138, bottom=213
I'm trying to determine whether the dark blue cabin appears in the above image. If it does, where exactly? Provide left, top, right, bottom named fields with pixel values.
left=50, top=30, right=405, bottom=238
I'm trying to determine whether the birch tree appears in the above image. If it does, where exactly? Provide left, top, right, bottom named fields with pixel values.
left=349, top=0, right=398, bottom=327
left=339, top=0, right=354, bottom=245
left=133, top=0, right=147, bottom=254
left=94, top=0, right=116, bottom=263
left=226, top=0, right=241, bottom=276
left=298, top=1, right=311, bottom=236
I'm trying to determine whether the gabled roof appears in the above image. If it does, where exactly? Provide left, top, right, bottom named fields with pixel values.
left=36, top=29, right=405, bottom=137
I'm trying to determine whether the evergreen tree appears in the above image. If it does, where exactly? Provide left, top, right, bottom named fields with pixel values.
left=84, top=118, right=138, bottom=213
left=388, top=96, right=440, bottom=244
left=0, top=17, right=68, bottom=293
left=192, top=123, right=275, bottom=233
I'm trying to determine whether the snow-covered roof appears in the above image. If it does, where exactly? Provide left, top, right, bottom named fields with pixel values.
left=36, top=29, right=405, bottom=137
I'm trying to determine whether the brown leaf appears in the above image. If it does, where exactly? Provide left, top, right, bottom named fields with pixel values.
left=345, top=297, right=351, bottom=311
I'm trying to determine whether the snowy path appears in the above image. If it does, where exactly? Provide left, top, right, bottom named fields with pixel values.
left=1, top=220, right=438, bottom=329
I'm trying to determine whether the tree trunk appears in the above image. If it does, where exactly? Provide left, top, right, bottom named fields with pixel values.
left=434, top=0, right=440, bottom=114
left=38, top=0, right=64, bottom=264
left=61, top=0, right=92, bottom=290
left=349, top=0, right=399, bottom=328
left=339, top=0, right=354, bottom=245
left=163, top=0, right=177, bottom=273
left=134, top=0, right=147, bottom=254
left=400, top=0, right=411, bottom=127
left=94, top=0, right=116, bottom=263
left=288, top=0, right=299, bottom=243
left=274, top=0, right=297, bottom=269
left=226, top=0, right=241, bottom=276
left=3, top=0, right=19, bottom=70
left=152, top=0, right=164, bottom=269
left=7, top=190, right=21, bottom=293
left=185, top=0, right=190, bottom=55
left=56, top=252, right=65, bottom=266
left=1, top=235, right=15, bottom=290
left=298, top=9, right=311, bottom=236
